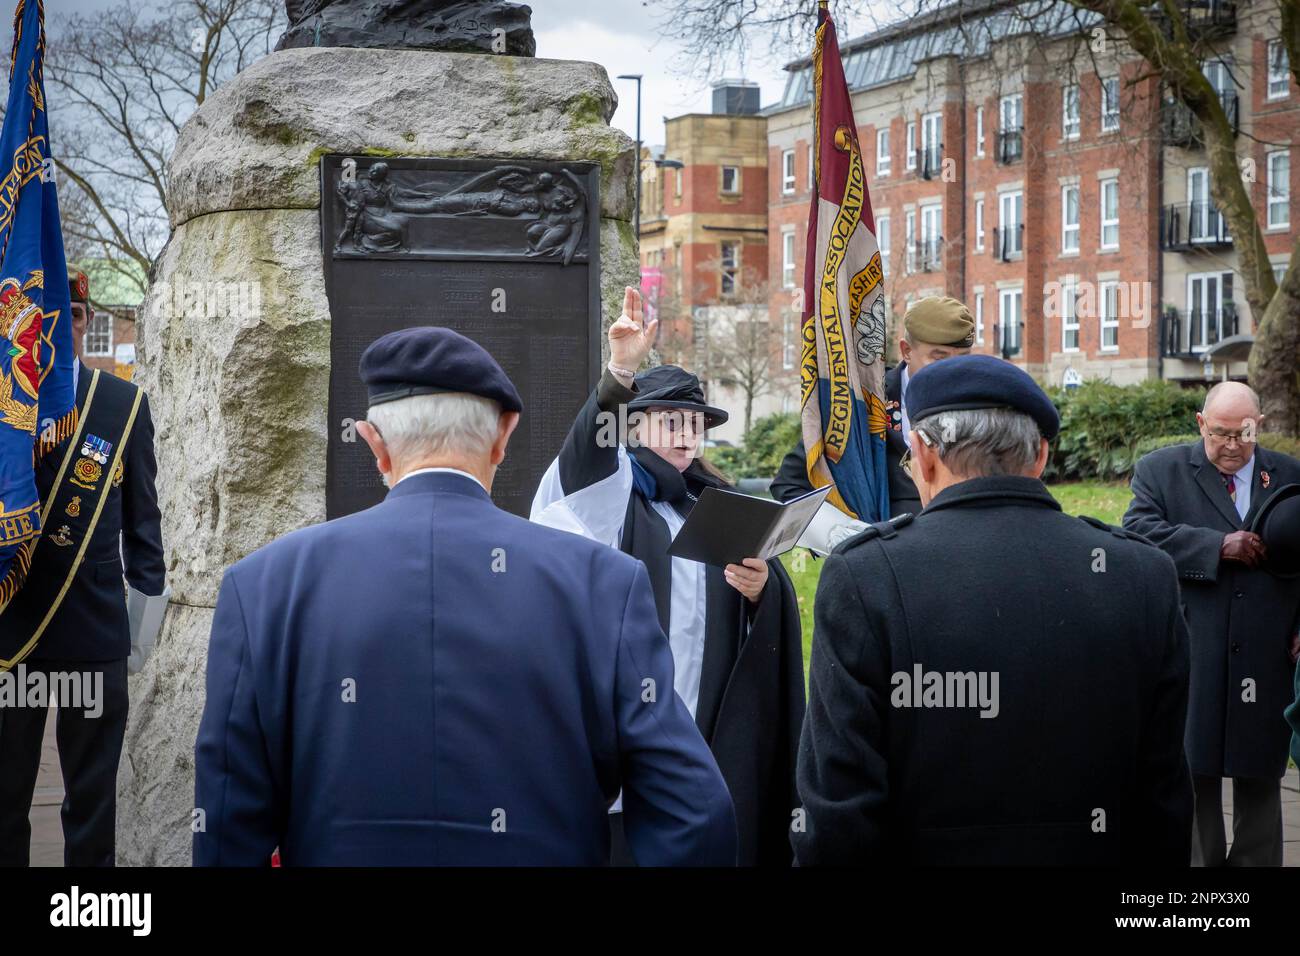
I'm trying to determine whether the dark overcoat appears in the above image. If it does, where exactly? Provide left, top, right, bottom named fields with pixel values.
left=1123, top=441, right=1300, bottom=780
left=794, top=476, right=1192, bottom=865
left=194, top=471, right=737, bottom=866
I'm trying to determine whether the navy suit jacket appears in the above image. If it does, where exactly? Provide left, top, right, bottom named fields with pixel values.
left=194, top=470, right=737, bottom=866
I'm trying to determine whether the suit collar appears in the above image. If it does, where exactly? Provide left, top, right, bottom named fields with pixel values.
left=384, top=469, right=492, bottom=503
left=923, top=474, right=1061, bottom=514
left=1189, top=439, right=1251, bottom=529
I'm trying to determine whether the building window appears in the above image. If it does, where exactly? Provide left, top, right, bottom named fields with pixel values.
left=720, top=241, right=740, bottom=294
left=1062, top=84, right=1080, bottom=140
left=974, top=291, right=985, bottom=345
left=998, top=190, right=1023, bottom=259
left=781, top=150, right=795, bottom=194
left=876, top=127, right=891, bottom=176
left=997, top=93, right=1023, bottom=164
left=674, top=168, right=682, bottom=200
left=975, top=105, right=985, bottom=156
left=84, top=312, right=113, bottom=357
left=974, top=198, right=985, bottom=252
left=1100, top=281, right=1119, bottom=351
left=904, top=210, right=916, bottom=272
left=905, top=121, right=917, bottom=170
left=783, top=313, right=796, bottom=370
left=1061, top=185, right=1080, bottom=253
left=999, top=287, right=1022, bottom=355
left=919, top=204, right=942, bottom=272
left=1101, top=76, right=1120, bottom=132
left=1267, top=40, right=1289, bottom=101
left=1061, top=276, right=1079, bottom=351
left=1267, top=150, right=1290, bottom=228
left=1100, top=178, right=1119, bottom=249
left=782, top=228, right=796, bottom=288
left=721, top=165, right=740, bottom=194
left=877, top=215, right=891, bottom=277
left=920, top=111, right=942, bottom=177
left=674, top=244, right=683, bottom=295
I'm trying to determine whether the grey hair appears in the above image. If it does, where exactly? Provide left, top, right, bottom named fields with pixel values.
left=1202, top=381, right=1260, bottom=416
left=366, top=392, right=501, bottom=463
left=913, top=407, right=1042, bottom=478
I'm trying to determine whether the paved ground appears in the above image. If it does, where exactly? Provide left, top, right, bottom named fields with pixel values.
left=25, top=707, right=1300, bottom=866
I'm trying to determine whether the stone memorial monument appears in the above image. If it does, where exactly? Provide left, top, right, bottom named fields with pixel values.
left=116, top=1, right=638, bottom=864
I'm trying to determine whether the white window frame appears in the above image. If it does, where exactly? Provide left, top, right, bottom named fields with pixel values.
left=674, top=168, right=683, bottom=200
left=1062, top=84, right=1080, bottom=140
left=999, top=189, right=1023, bottom=257
left=783, top=313, right=796, bottom=370
left=920, top=203, right=942, bottom=270
left=905, top=121, right=917, bottom=170
left=975, top=106, right=985, bottom=157
left=1100, top=178, right=1120, bottom=250
left=781, top=150, right=795, bottom=194
left=974, top=199, right=985, bottom=252
left=1268, top=39, right=1290, bottom=101
left=1101, top=77, right=1120, bottom=132
left=83, top=311, right=113, bottom=357
left=721, top=165, right=740, bottom=195
left=876, top=128, right=891, bottom=177
left=877, top=215, right=891, bottom=277
left=1267, top=150, right=1290, bottom=229
left=720, top=240, right=740, bottom=294
left=921, top=111, right=942, bottom=167
left=999, top=287, right=1022, bottom=354
left=1061, top=185, right=1080, bottom=253
left=781, top=228, right=797, bottom=289
left=1099, top=280, right=1120, bottom=352
left=904, top=209, right=916, bottom=272
left=1060, top=275, right=1080, bottom=352
left=974, top=290, right=985, bottom=345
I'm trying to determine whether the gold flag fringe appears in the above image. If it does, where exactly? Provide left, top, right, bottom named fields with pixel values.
left=0, top=536, right=36, bottom=618
left=34, top=404, right=77, bottom=461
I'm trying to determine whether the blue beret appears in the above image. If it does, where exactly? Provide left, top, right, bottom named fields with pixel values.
left=359, top=327, right=523, bottom=413
left=904, top=354, right=1059, bottom=441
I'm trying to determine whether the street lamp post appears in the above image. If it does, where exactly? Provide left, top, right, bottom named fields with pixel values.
left=617, top=73, right=643, bottom=238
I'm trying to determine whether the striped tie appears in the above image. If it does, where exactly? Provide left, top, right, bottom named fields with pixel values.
left=1219, top=471, right=1236, bottom=502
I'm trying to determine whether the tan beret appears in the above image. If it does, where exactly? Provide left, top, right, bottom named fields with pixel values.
left=904, top=295, right=975, bottom=348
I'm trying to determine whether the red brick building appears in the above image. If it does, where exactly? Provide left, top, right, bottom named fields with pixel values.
left=765, top=0, right=1296, bottom=387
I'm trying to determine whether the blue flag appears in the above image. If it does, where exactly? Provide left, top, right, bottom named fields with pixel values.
left=0, top=0, right=77, bottom=609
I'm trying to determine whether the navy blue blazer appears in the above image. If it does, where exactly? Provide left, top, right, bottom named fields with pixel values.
left=194, top=470, right=737, bottom=866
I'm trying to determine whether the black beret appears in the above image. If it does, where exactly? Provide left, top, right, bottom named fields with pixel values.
left=904, top=353, right=1059, bottom=441
left=359, top=327, right=522, bottom=413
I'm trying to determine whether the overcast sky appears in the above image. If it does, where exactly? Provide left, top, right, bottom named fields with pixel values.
left=39, top=0, right=890, bottom=148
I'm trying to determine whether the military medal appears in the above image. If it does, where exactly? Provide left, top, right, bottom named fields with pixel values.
left=886, top=400, right=903, bottom=432
left=48, top=525, right=74, bottom=547
left=65, top=495, right=81, bottom=518
left=81, top=434, right=113, bottom=465
left=70, top=457, right=103, bottom=490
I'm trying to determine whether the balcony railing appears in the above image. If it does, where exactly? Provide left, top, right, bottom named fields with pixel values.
left=1161, top=305, right=1239, bottom=357
left=992, top=224, right=1024, bottom=261
left=996, top=128, right=1023, bottom=164
left=1160, top=201, right=1232, bottom=250
left=1153, top=2, right=1238, bottom=41
left=915, top=145, right=943, bottom=179
left=996, top=322, right=1022, bottom=358
left=905, top=238, right=944, bottom=274
left=1162, top=91, right=1239, bottom=147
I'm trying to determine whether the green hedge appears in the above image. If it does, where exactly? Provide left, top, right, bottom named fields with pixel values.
left=1046, top=380, right=1206, bottom=481
left=706, top=412, right=801, bottom=481
left=1134, top=431, right=1300, bottom=462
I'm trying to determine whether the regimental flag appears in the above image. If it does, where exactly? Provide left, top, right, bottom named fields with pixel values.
left=0, top=0, right=77, bottom=610
left=799, top=2, right=891, bottom=523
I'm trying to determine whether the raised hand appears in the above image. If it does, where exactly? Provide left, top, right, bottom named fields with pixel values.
left=607, top=286, right=658, bottom=375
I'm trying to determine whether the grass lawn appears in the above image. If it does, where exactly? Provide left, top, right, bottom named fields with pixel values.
left=779, top=480, right=1134, bottom=668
